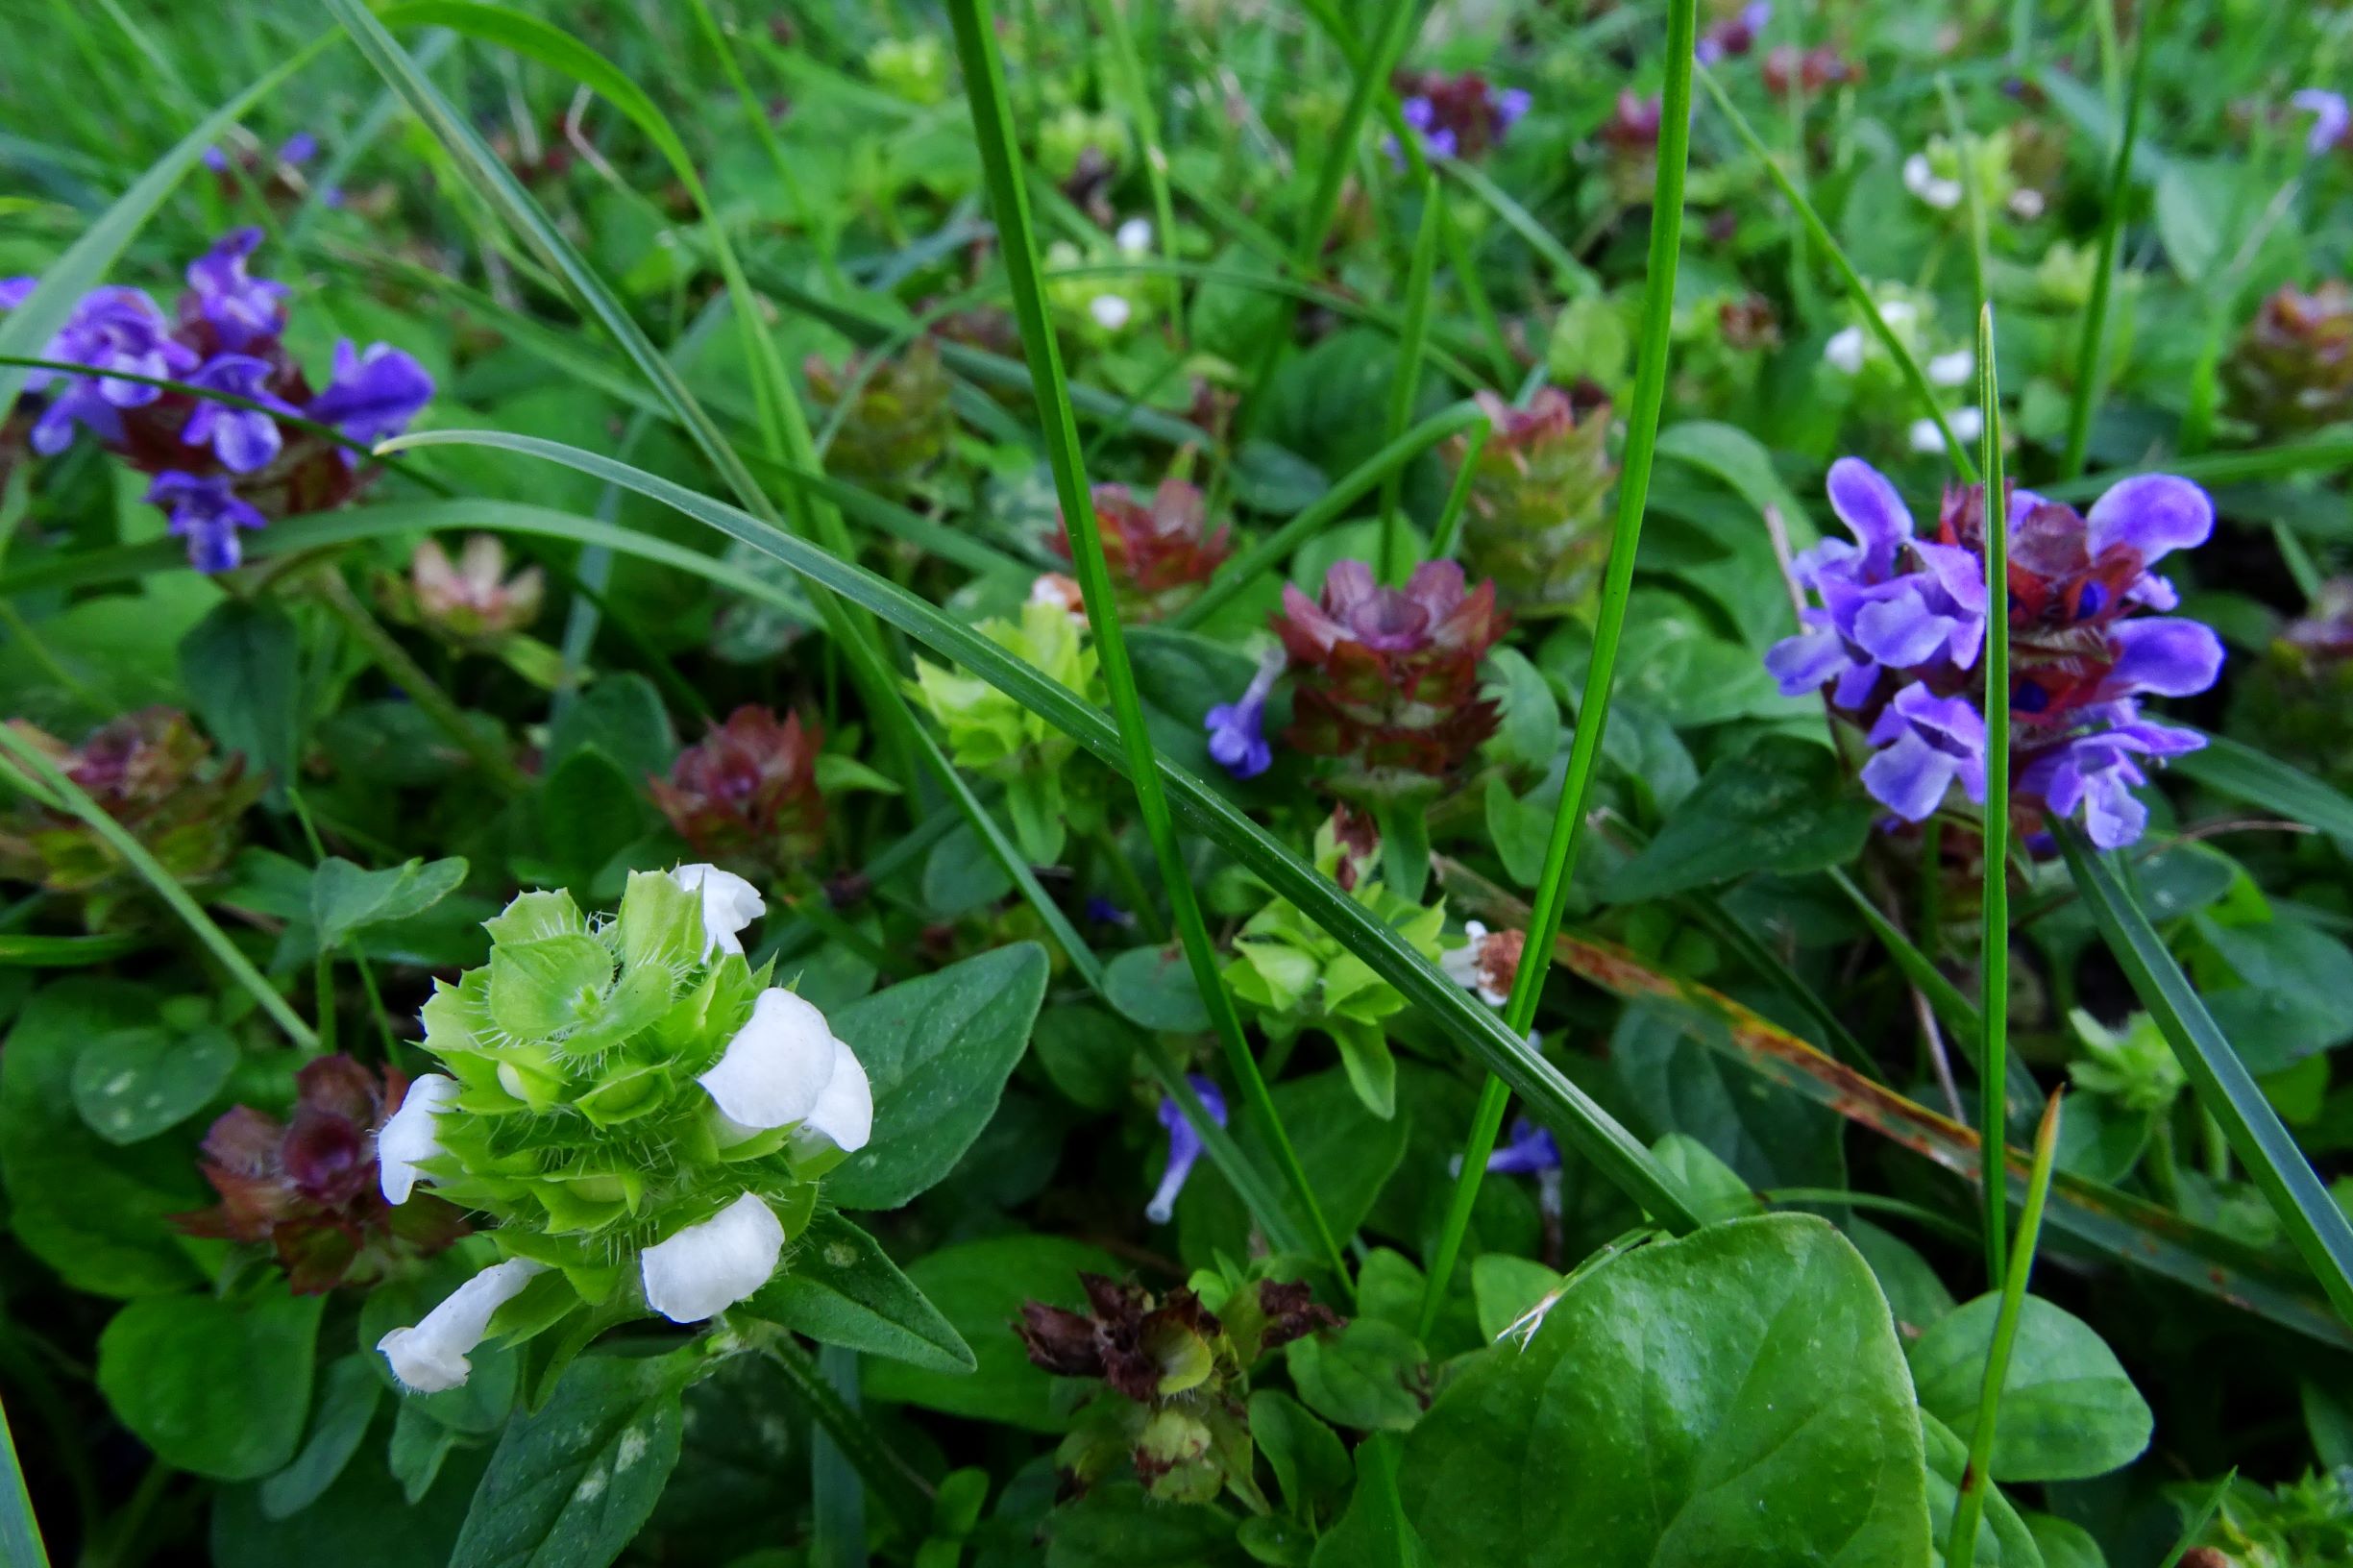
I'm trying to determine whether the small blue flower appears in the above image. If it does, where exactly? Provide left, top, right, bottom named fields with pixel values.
left=31, top=287, right=197, bottom=454
left=184, top=354, right=295, bottom=474
left=1205, top=647, right=1285, bottom=780
left=1486, top=1117, right=1560, bottom=1175
left=280, top=132, right=319, bottom=165
left=0, top=278, right=35, bottom=310
left=1147, top=1074, right=1227, bottom=1224
left=184, top=229, right=288, bottom=352
left=1083, top=895, right=1134, bottom=927
left=2292, top=89, right=2349, bottom=157
left=148, top=471, right=267, bottom=574
left=307, top=340, right=435, bottom=464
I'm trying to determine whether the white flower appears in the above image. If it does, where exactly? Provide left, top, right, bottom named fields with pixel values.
left=2007, top=188, right=2046, bottom=221
left=377, top=1072, right=458, bottom=1205
left=378, top=1257, right=545, bottom=1391
left=1926, top=349, right=1974, bottom=388
left=1877, top=299, right=1919, bottom=330
left=671, top=863, right=766, bottom=959
left=1910, top=406, right=1985, bottom=453
left=1440, top=921, right=1511, bottom=1008
left=699, top=988, right=850, bottom=1132
left=1902, top=153, right=1963, bottom=210
left=1089, top=294, right=1133, bottom=331
left=1115, top=216, right=1153, bottom=256
left=1822, top=325, right=1866, bottom=375
left=640, top=1192, right=785, bottom=1323
left=797, top=1039, right=873, bottom=1154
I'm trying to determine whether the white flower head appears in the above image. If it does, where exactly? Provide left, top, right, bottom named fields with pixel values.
left=699, top=988, right=846, bottom=1132
left=2007, top=187, right=2046, bottom=221
left=1088, top=293, right=1133, bottom=331
left=1822, top=325, right=1867, bottom=375
left=378, top=1072, right=459, bottom=1205
left=640, top=1191, right=785, bottom=1323
left=1926, top=349, right=1975, bottom=388
left=1115, top=216, right=1153, bottom=256
left=1910, top=406, right=1985, bottom=453
left=797, top=1038, right=873, bottom=1155
left=378, top=1257, right=545, bottom=1392
left=671, top=863, right=766, bottom=959
left=1950, top=405, right=1986, bottom=442
left=1902, top=152, right=1963, bottom=210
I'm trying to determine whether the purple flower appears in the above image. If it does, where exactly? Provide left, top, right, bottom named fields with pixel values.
left=184, top=229, right=289, bottom=352
left=1486, top=1117, right=1560, bottom=1174
left=1860, top=683, right=1988, bottom=822
left=280, top=132, right=319, bottom=165
left=0, top=277, right=35, bottom=310
left=1084, top=895, right=1135, bottom=927
left=31, top=287, right=197, bottom=453
left=2292, top=89, right=2349, bottom=156
left=2019, top=718, right=2205, bottom=849
left=1147, top=1075, right=1227, bottom=1224
left=2094, top=617, right=2225, bottom=702
left=307, top=340, right=433, bottom=462
left=1205, top=647, right=1286, bottom=779
left=202, top=146, right=232, bottom=172
left=183, top=354, right=295, bottom=473
left=148, top=472, right=267, bottom=574
left=1495, top=87, right=1534, bottom=132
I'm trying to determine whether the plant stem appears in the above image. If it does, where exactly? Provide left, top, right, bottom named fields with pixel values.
left=1976, top=305, right=2013, bottom=1288
left=309, top=567, right=527, bottom=793
left=765, top=1335, right=928, bottom=1525
left=2059, top=3, right=2154, bottom=479
left=1378, top=177, right=1445, bottom=583
left=1416, top=0, right=1701, bottom=1342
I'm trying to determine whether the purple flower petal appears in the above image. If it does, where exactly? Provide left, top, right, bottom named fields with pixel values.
left=1148, top=1075, right=1227, bottom=1223
left=1851, top=582, right=1960, bottom=668
left=1826, top=456, right=1914, bottom=578
left=2100, top=617, right=2224, bottom=699
left=307, top=340, right=434, bottom=460
left=2085, top=474, right=2214, bottom=566
left=1486, top=1117, right=1560, bottom=1174
left=147, top=471, right=268, bottom=574
left=1861, top=732, right=1965, bottom=821
left=184, top=229, right=289, bottom=353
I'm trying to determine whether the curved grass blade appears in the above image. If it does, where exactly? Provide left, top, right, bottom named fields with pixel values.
left=1948, top=1090, right=2064, bottom=1565
left=2157, top=1470, right=2237, bottom=1568
left=1696, top=63, right=1977, bottom=480
left=944, top=0, right=1347, bottom=1280
left=2058, top=10, right=2155, bottom=479
left=2171, top=730, right=2353, bottom=843
left=0, top=1391, right=46, bottom=1568
left=1825, top=865, right=1987, bottom=1056
left=1417, top=0, right=1701, bottom=1339
left=0, top=34, right=338, bottom=415
left=2057, top=823, right=2353, bottom=1327
left=1426, top=419, right=1491, bottom=562
left=0, top=932, right=145, bottom=968
left=0, top=727, right=315, bottom=1050
left=1378, top=179, right=1445, bottom=582
left=380, top=426, right=1706, bottom=1237
left=1976, top=306, right=2013, bottom=1286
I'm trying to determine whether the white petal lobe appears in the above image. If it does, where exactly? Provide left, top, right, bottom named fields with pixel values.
left=377, top=1258, right=545, bottom=1391
left=800, top=1040, right=873, bottom=1154
left=377, top=1072, right=459, bottom=1205
left=640, top=1192, right=786, bottom=1323
left=699, top=989, right=841, bottom=1130
left=671, top=863, right=766, bottom=958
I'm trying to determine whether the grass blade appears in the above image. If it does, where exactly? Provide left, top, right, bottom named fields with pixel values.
left=2059, top=8, right=2155, bottom=478
left=0, top=1391, right=46, bottom=1568
left=2157, top=1469, right=2237, bottom=1568
left=380, top=425, right=1707, bottom=1237
left=0, top=727, right=314, bottom=1050
left=2171, top=731, right=2353, bottom=843
left=2058, top=822, right=2353, bottom=1327
left=1378, top=178, right=1445, bottom=581
left=1415, top=0, right=1701, bottom=1340
left=1976, top=305, right=2013, bottom=1287
left=943, top=0, right=1347, bottom=1282
left=1947, top=1090, right=2065, bottom=1565
left=1696, top=63, right=1978, bottom=479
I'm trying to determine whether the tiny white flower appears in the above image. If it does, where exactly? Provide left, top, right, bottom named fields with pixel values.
left=1440, top=921, right=1511, bottom=1008
left=1115, top=216, right=1153, bottom=256
left=1908, top=416, right=1946, bottom=453
left=1877, top=299, right=1920, bottom=330
left=378, top=1257, right=545, bottom=1392
left=671, top=863, right=766, bottom=959
left=1822, top=325, right=1867, bottom=375
left=797, top=1039, right=873, bottom=1154
left=1902, top=153, right=1963, bottom=210
left=1950, top=405, right=1986, bottom=442
left=1911, top=406, right=1985, bottom=453
left=377, top=1072, right=459, bottom=1205
left=2007, top=187, right=2046, bottom=221
left=1088, top=294, right=1133, bottom=331
left=640, top=1192, right=785, bottom=1323
left=1926, top=349, right=1975, bottom=388
left=699, top=988, right=841, bottom=1131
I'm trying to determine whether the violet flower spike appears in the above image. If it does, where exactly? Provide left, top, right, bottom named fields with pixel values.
left=183, top=354, right=294, bottom=474
left=2019, top=719, right=2205, bottom=850
left=1147, top=1075, right=1227, bottom=1224
left=184, top=229, right=289, bottom=352
left=148, top=472, right=268, bottom=574
left=1205, top=646, right=1287, bottom=780
left=307, top=340, right=435, bottom=465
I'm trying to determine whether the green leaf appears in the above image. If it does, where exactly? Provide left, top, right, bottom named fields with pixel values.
left=179, top=598, right=304, bottom=799
left=545, top=673, right=677, bottom=782
left=261, top=1357, right=385, bottom=1521
left=68, top=1022, right=237, bottom=1146
left=1611, top=1003, right=1844, bottom=1190
left=863, top=1234, right=1120, bottom=1432
left=448, top=1352, right=691, bottom=1568
left=0, top=979, right=205, bottom=1296
left=743, top=1213, right=975, bottom=1374
left=1042, top=1482, right=1239, bottom=1566
left=825, top=943, right=1049, bottom=1210
left=1401, top=1214, right=1931, bottom=1566
left=1655, top=421, right=1818, bottom=542
left=311, top=856, right=470, bottom=952
left=359, top=1251, right=522, bottom=1435
left=1481, top=646, right=1560, bottom=771
left=1909, top=1294, right=2152, bottom=1483
left=2058, top=825, right=2353, bottom=1329
left=1920, top=1409, right=2046, bottom=1567
left=1310, top=1433, right=1433, bottom=1568
left=1605, top=737, right=1875, bottom=902
left=389, top=1403, right=461, bottom=1505
left=1181, top=1066, right=1409, bottom=1256
left=2171, top=731, right=2353, bottom=845
left=97, top=1286, right=325, bottom=1482
left=1285, top=1318, right=1426, bottom=1433
left=1249, top=1389, right=1352, bottom=1527
left=537, top=747, right=651, bottom=889
left=1106, top=944, right=1213, bottom=1034
left=214, top=1437, right=486, bottom=1568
